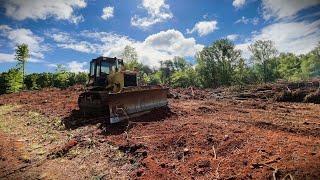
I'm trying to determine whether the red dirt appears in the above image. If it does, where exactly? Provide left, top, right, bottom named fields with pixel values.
left=0, top=132, right=30, bottom=178
left=0, top=85, right=84, bottom=118
left=0, top=82, right=320, bottom=179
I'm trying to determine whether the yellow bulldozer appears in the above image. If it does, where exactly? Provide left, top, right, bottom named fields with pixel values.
left=78, top=56, right=168, bottom=123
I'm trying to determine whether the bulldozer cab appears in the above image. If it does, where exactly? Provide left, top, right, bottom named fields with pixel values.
left=88, top=56, right=138, bottom=89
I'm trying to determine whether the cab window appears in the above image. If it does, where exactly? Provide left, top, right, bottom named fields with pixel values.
left=90, top=62, right=95, bottom=76
left=101, top=61, right=110, bottom=75
left=96, top=62, right=101, bottom=77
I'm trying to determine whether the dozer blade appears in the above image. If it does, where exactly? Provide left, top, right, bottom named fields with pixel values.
left=78, top=86, right=168, bottom=123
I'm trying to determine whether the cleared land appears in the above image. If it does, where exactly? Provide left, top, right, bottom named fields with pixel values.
left=0, top=82, right=319, bottom=179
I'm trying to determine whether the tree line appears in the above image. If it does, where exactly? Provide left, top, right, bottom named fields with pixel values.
left=124, top=39, right=319, bottom=88
left=1, top=40, right=319, bottom=94
left=0, top=44, right=88, bottom=94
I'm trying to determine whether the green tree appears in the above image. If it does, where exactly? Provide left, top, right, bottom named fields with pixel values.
left=149, top=71, right=162, bottom=85
left=196, top=39, right=241, bottom=87
left=234, top=58, right=247, bottom=87
left=171, top=68, right=199, bottom=88
left=196, top=47, right=217, bottom=88
left=0, top=73, right=6, bottom=94
left=67, top=72, right=77, bottom=86
left=122, top=45, right=141, bottom=70
left=15, top=44, right=30, bottom=86
left=300, top=43, right=320, bottom=79
left=277, top=53, right=302, bottom=81
left=75, top=72, right=89, bottom=85
left=37, top=73, right=54, bottom=88
left=159, top=60, right=175, bottom=85
left=173, top=56, right=190, bottom=71
left=53, top=65, right=69, bottom=88
left=249, top=40, right=278, bottom=83
left=4, top=68, right=23, bottom=93
left=25, top=73, right=39, bottom=90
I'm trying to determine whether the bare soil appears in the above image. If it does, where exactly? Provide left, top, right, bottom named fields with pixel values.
left=0, top=81, right=319, bottom=179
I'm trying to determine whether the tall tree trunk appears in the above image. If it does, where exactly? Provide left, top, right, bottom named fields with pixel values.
left=22, top=61, right=25, bottom=89
left=263, top=61, right=266, bottom=83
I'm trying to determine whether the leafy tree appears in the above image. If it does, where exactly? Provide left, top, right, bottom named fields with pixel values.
left=15, top=44, right=30, bottom=86
left=196, top=39, right=241, bottom=87
left=122, top=45, right=140, bottom=70
left=277, top=53, right=302, bottom=81
left=53, top=64, right=69, bottom=88
left=196, top=48, right=217, bottom=88
left=173, top=56, right=190, bottom=71
left=233, top=58, right=247, bottom=87
left=67, top=72, right=77, bottom=86
left=37, top=73, right=54, bottom=88
left=140, top=73, right=151, bottom=85
left=300, top=43, right=320, bottom=79
left=149, top=71, right=162, bottom=85
left=0, top=73, right=5, bottom=94
left=159, top=60, right=175, bottom=85
left=249, top=40, right=278, bottom=83
left=4, top=68, right=23, bottom=93
left=75, top=72, right=89, bottom=85
left=25, top=73, right=39, bottom=90
left=171, top=68, right=199, bottom=88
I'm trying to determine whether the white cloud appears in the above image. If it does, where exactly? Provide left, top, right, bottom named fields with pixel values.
left=58, top=41, right=99, bottom=54
left=0, top=53, right=15, bottom=63
left=236, top=19, right=320, bottom=59
left=47, top=63, right=58, bottom=68
left=28, top=58, right=44, bottom=63
left=235, top=16, right=259, bottom=25
left=50, top=29, right=204, bottom=67
left=131, top=0, right=173, bottom=29
left=0, top=52, right=44, bottom=63
left=138, top=29, right=204, bottom=65
left=2, top=0, right=86, bottom=24
left=0, top=25, right=48, bottom=59
left=233, top=0, right=246, bottom=8
left=101, top=6, right=114, bottom=20
left=67, top=61, right=88, bottom=73
left=100, top=29, right=203, bottom=66
left=187, top=20, right=218, bottom=36
left=47, top=31, right=99, bottom=53
left=262, top=0, right=320, bottom=20
left=50, top=32, right=72, bottom=43
left=226, top=34, right=239, bottom=41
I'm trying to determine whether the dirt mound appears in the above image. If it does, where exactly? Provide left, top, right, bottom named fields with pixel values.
left=275, top=89, right=308, bottom=102
left=304, top=90, right=320, bottom=103
left=233, top=79, right=320, bottom=103
left=275, top=89, right=320, bottom=104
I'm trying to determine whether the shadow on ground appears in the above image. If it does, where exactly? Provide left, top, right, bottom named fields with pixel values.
left=62, top=106, right=175, bottom=136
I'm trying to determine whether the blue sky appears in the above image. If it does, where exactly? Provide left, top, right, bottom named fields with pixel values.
left=0, top=0, right=319, bottom=73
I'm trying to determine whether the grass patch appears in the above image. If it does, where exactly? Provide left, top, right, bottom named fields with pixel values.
left=0, top=104, right=20, bottom=133
left=0, top=104, right=20, bottom=115
left=0, top=104, right=67, bottom=159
